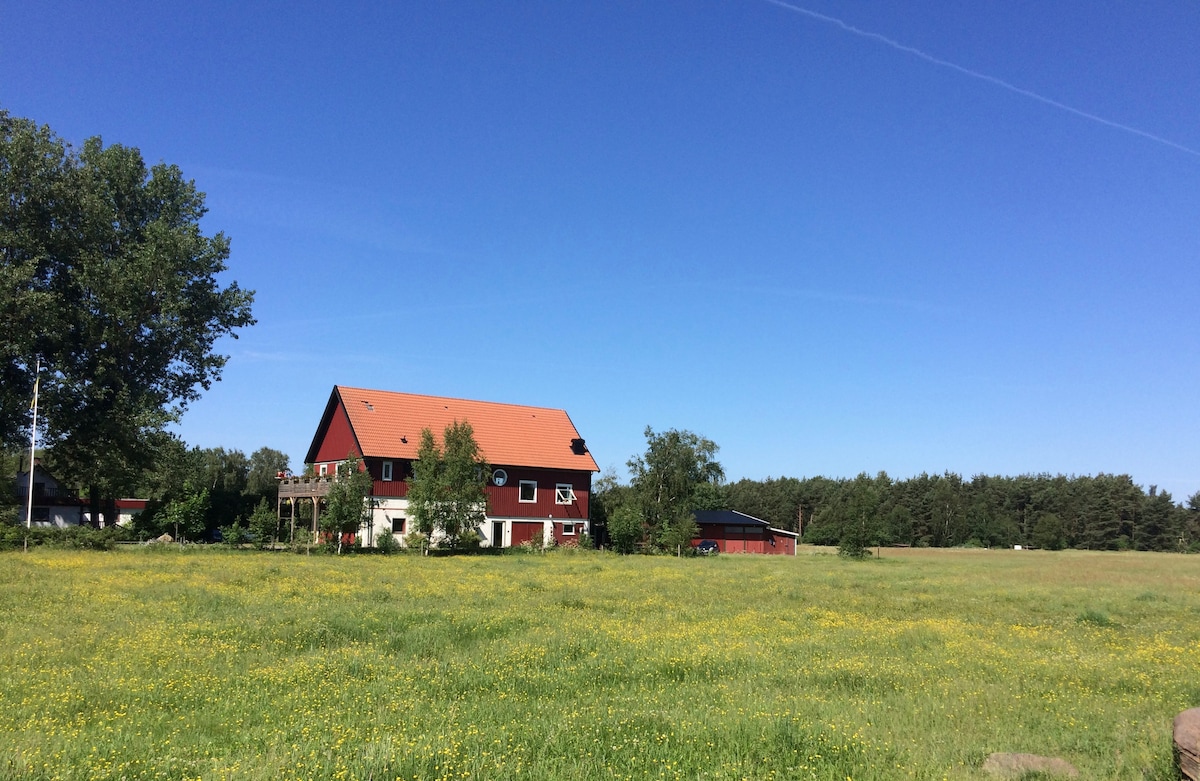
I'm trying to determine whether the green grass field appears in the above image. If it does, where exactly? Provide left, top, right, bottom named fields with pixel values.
left=1, top=547, right=1197, bottom=780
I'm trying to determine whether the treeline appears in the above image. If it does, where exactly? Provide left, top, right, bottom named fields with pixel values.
left=129, top=441, right=291, bottom=542
left=723, top=472, right=1200, bottom=553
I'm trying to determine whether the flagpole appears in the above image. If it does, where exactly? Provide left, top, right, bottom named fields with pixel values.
left=26, top=360, right=40, bottom=531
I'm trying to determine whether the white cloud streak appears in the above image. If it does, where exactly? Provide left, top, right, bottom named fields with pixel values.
left=764, top=0, right=1200, bottom=159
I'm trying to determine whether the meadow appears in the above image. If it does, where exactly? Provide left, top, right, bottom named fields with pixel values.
left=0, top=547, right=1197, bottom=781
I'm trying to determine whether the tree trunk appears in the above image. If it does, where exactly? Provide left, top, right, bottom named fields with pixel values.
left=88, top=488, right=102, bottom=529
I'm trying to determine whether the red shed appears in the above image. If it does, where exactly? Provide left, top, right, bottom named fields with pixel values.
left=280, top=386, right=599, bottom=549
left=693, top=509, right=798, bottom=555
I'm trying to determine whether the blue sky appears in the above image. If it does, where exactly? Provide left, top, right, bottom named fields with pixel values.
left=4, top=1, right=1198, bottom=499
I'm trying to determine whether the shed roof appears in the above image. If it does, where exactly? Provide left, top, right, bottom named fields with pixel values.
left=693, top=509, right=800, bottom=538
left=695, top=509, right=770, bottom=527
left=305, top=386, right=599, bottom=472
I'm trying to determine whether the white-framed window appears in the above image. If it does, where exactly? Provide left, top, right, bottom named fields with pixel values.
left=382, top=461, right=393, bottom=481
left=319, top=464, right=328, bottom=476
left=519, top=480, right=537, bottom=503
left=562, top=520, right=576, bottom=536
left=555, top=484, right=576, bottom=504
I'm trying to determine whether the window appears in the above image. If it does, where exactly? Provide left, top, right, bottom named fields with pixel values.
left=562, top=520, right=576, bottom=536
left=555, top=484, right=576, bottom=504
left=390, top=516, right=406, bottom=534
left=319, top=464, right=328, bottom=476
left=382, top=461, right=393, bottom=482
left=519, top=480, right=537, bottom=502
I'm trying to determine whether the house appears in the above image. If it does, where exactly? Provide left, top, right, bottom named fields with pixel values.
left=279, top=386, right=600, bottom=548
left=12, top=461, right=149, bottom=528
left=112, top=499, right=148, bottom=526
left=12, top=460, right=87, bottom=527
left=693, top=509, right=799, bottom=555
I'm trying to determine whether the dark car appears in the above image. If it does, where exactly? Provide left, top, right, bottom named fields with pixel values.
left=696, top=540, right=719, bottom=555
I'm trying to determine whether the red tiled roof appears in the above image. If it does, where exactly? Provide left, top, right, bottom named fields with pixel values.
left=319, top=386, right=599, bottom=472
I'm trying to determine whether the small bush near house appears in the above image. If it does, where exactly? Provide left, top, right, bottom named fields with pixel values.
left=219, top=520, right=246, bottom=548
left=520, top=529, right=554, bottom=552
left=289, top=528, right=314, bottom=554
left=403, top=531, right=429, bottom=554
left=247, top=498, right=279, bottom=549
left=375, top=529, right=401, bottom=554
left=456, top=529, right=482, bottom=551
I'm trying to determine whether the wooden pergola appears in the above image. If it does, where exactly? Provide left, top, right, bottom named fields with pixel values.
left=277, top=476, right=335, bottom=540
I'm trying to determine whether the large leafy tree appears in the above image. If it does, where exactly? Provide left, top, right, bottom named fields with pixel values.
left=627, top=426, right=724, bottom=550
left=1, top=108, right=254, bottom=522
left=245, top=447, right=291, bottom=503
left=406, top=421, right=489, bottom=550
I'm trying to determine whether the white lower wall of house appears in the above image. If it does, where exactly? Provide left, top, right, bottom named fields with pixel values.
left=362, top=497, right=409, bottom=548
left=358, top=500, right=589, bottom=549
left=26, top=505, right=81, bottom=528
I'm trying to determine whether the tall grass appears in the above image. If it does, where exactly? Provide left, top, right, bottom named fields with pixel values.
left=0, top=547, right=1196, bottom=779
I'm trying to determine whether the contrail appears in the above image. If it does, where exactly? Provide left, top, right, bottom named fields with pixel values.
left=764, top=0, right=1200, bottom=159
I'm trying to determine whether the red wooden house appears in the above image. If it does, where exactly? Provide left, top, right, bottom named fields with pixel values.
left=693, top=509, right=798, bottom=555
left=280, top=386, right=599, bottom=548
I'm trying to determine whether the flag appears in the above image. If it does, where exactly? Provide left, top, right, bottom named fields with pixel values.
left=29, top=358, right=40, bottom=410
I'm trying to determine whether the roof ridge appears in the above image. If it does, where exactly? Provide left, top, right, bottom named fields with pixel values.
left=336, top=385, right=568, bottom=414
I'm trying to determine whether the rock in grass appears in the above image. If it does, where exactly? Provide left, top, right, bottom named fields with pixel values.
left=982, top=752, right=1079, bottom=778
left=1176, top=708, right=1200, bottom=781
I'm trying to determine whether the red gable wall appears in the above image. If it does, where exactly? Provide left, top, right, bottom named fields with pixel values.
left=314, top=401, right=361, bottom=464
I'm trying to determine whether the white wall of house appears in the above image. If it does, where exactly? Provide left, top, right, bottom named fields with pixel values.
left=25, top=505, right=84, bottom=527
left=358, top=498, right=571, bottom=549
left=361, top=497, right=409, bottom=548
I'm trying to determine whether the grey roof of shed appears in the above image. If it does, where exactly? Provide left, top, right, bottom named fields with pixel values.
left=694, top=509, right=769, bottom=526
left=694, top=509, right=800, bottom=538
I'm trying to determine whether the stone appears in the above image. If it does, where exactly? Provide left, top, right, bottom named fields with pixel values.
left=1176, top=708, right=1200, bottom=781
left=982, top=752, right=1079, bottom=779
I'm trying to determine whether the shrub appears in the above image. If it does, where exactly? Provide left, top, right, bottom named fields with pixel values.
left=219, top=520, right=246, bottom=548
left=456, top=529, right=482, bottom=551
left=607, top=505, right=643, bottom=554
left=290, top=528, right=314, bottom=554
left=0, top=523, right=130, bottom=551
left=519, top=529, right=553, bottom=553
left=375, top=529, right=401, bottom=554
left=1077, top=608, right=1118, bottom=627
left=838, top=519, right=872, bottom=559
left=247, top=499, right=278, bottom=550
left=403, top=531, right=429, bottom=554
